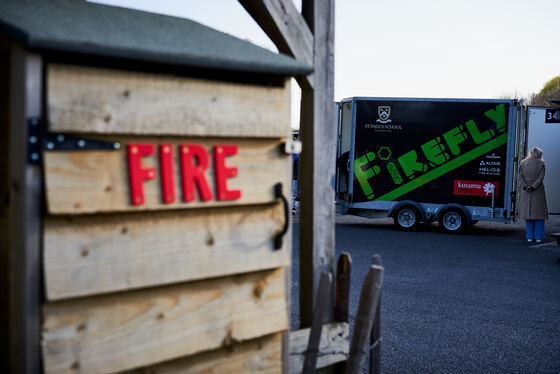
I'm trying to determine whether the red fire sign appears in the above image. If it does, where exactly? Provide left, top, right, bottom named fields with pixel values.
left=127, top=143, right=242, bottom=206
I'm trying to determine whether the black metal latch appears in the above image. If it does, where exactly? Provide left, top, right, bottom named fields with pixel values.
left=273, top=183, right=289, bottom=250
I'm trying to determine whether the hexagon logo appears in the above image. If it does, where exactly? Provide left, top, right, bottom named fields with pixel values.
left=378, top=146, right=391, bottom=160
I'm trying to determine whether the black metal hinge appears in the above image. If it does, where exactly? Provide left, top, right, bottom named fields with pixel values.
left=27, top=117, right=44, bottom=164
left=27, top=117, right=121, bottom=164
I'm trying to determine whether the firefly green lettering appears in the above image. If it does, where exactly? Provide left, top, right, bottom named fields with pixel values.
left=484, top=104, right=506, bottom=133
left=443, top=125, right=468, bottom=156
left=421, top=136, right=449, bottom=166
left=354, top=152, right=381, bottom=199
left=398, top=150, right=428, bottom=179
left=351, top=103, right=507, bottom=201
left=465, top=119, right=493, bottom=144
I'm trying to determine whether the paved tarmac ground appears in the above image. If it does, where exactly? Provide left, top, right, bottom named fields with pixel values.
left=291, top=212, right=560, bottom=373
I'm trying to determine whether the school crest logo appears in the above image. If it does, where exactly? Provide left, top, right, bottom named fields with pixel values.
left=376, top=106, right=392, bottom=124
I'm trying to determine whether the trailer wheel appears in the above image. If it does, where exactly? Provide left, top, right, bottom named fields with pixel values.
left=394, top=206, right=420, bottom=231
left=439, top=209, right=467, bottom=233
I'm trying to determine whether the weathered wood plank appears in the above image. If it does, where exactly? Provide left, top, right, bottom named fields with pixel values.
left=44, top=204, right=290, bottom=300
left=7, top=45, right=43, bottom=374
left=239, top=0, right=314, bottom=90
left=289, top=322, right=349, bottom=374
left=42, top=268, right=288, bottom=374
left=43, top=137, right=290, bottom=214
left=370, top=255, right=382, bottom=374
left=0, top=38, right=10, bottom=374
left=334, top=252, right=352, bottom=373
left=346, top=265, right=384, bottom=374
left=47, top=64, right=291, bottom=138
left=303, top=272, right=332, bottom=374
left=299, top=0, right=336, bottom=328
left=125, top=333, right=282, bottom=374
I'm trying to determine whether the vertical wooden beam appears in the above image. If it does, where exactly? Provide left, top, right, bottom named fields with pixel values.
left=299, top=0, right=336, bottom=328
left=370, top=255, right=382, bottom=374
left=0, top=36, right=11, bottom=374
left=8, top=45, right=43, bottom=374
left=334, top=253, right=352, bottom=373
left=237, top=0, right=314, bottom=90
left=345, top=265, right=384, bottom=374
left=302, top=272, right=332, bottom=374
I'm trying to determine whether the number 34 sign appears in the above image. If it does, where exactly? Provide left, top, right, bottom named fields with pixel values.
left=545, top=108, right=560, bottom=124
left=127, top=143, right=242, bottom=206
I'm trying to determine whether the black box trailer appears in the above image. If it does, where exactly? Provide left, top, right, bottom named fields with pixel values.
left=335, top=97, right=525, bottom=232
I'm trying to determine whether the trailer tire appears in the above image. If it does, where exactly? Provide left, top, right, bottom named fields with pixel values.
left=439, top=209, right=467, bottom=233
left=393, top=206, right=420, bottom=231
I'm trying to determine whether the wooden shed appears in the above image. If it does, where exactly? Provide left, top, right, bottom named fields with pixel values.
left=0, top=0, right=312, bottom=373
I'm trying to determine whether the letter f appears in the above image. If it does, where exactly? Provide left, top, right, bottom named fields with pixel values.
left=354, top=152, right=381, bottom=200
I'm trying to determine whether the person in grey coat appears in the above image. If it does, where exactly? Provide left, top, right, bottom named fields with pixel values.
left=518, top=147, right=549, bottom=243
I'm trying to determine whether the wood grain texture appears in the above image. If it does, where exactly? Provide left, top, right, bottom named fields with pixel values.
left=0, top=39, right=10, bottom=374
left=47, top=64, right=291, bottom=138
left=334, top=253, right=352, bottom=373
left=44, top=204, right=290, bottom=300
left=302, top=272, right=331, bottom=374
left=299, top=0, right=336, bottom=328
left=125, top=333, right=282, bottom=374
left=346, top=265, right=384, bottom=374
left=239, top=0, right=314, bottom=90
left=42, top=268, right=288, bottom=374
left=289, top=322, right=349, bottom=374
left=43, top=136, right=290, bottom=214
left=7, top=45, right=43, bottom=374
left=370, top=256, right=382, bottom=374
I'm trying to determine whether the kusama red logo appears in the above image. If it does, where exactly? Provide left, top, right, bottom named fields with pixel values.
left=127, top=143, right=242, bottom=206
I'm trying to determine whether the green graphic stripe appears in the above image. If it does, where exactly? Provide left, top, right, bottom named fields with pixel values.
left=373, top=133, right=508, bottom=201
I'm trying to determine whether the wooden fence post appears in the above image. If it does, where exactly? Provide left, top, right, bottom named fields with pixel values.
left=334, top=253, right=352, bottom=373
left=345, top=264, right=384, bottom=374
left=370, top=255, right=382, bottom=374
left=298, top=0, right=336, bottom=328
left=7, top=46, right=43, bottom=374
left=302, top=271, right=333, bottom=374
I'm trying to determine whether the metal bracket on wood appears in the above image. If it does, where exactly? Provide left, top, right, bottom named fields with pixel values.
left=27, top=117, right=44, bottom=164
left=282, top=138, right=302, bottom=155
left=27, top=119, right=121, bottom=164
left=44, top=133, right=121, bottom=152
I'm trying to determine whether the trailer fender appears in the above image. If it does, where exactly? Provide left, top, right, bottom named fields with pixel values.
left=388, top=200, right=427, bottom=222
left=435, top=204, right=472, bottom=226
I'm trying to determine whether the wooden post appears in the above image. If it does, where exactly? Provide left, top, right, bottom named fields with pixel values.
left=345, top=265, right=384, bottom=374
left=241, top=0, right=336, bottom=329
left=334, top=253, right=352, bottom=373
left=299, top=0, right=336, bottom=328
left=237, top=0, right=314, bottom=90
left=302, top=271, right=332, bottom=374
left=370, top=255, right=382, bottom=374
left=8, top=45, right=43, bottom=374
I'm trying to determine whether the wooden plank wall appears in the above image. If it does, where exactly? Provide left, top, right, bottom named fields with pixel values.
left=48, top=64, right=291, bottom=138
left=125, top=333, right=283, bottom=374
left=44, top=204, right=289, bottom=300
left=43, top=137, right=290, bottom=214
left=42, top=269, right=287, bottom=374
left=40, top=64, right=293, bottom=374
